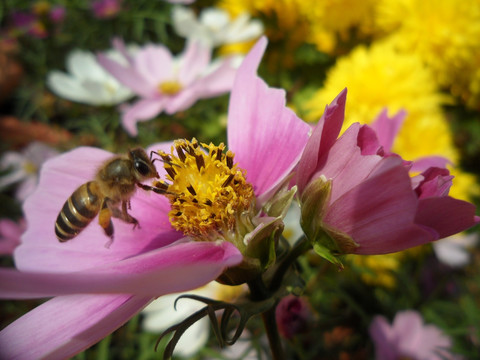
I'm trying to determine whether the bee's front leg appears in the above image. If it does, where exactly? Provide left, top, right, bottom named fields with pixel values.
left=137, top=181, right=170, bottom=195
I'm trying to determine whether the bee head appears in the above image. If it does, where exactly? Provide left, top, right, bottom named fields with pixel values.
left=129, top=148, right=160, bottom=180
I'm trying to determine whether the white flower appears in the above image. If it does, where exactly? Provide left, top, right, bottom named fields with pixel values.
left=47, top=49, right=135, bottom=106
left=433, top=232, right=478, bottom=268
left=141, top=282, right=245, bottom=358
left=0, top=142, right=58, bottom=201
left=172, top=6, right=263, bottom=48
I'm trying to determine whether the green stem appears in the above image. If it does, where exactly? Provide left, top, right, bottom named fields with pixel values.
left=247, top=276, right=285, bottom=360
left=269, top=236, right=311, bottom=291
left=261, top=306, right=286, bottom=360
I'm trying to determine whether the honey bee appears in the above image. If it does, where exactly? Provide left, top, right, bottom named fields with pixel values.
left=55, top=148, right=160, bottom=243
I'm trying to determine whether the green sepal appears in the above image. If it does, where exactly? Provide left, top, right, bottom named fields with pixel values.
left=262, top=184, right=297, bottom=219
left=313, top=243, right=343, bottom=269
left=217, top=218, right=284, bottom=286
left=300, top=176, right=332, bottom=244
left=245, top=217, right=284, bottom=270
left=300, top=176, right=357, bottom=265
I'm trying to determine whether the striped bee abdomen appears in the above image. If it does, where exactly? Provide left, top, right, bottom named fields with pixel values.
left=55, top=181, right=102, bottom=242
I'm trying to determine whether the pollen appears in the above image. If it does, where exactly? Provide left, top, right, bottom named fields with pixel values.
left=158, top=81, right=183, bottom=95
left=155, top=138, right=255, bottom=242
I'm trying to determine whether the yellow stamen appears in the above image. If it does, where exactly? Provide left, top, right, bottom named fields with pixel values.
left=23, top=161, right=37, bottom=175
left=158, top=81, right=183, bottom=95
left=156, top=139, right=255, bottom=243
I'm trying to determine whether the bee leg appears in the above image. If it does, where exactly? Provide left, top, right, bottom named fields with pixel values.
left=107, top=199, right=140, bottom=229
left=98, top=199, right=114, bottom=245
left=137, top=182, right=170, bottom=195
left=121, top=200, right=140, bottom=229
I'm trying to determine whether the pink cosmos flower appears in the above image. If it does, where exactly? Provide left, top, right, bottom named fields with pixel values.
left=369, top=310, right=460, bottom=360
left=0, top=37, right=311, bottom=359
left=97, top=40, right=240, bottom=136
left=297, top=89, right=479, bottom=255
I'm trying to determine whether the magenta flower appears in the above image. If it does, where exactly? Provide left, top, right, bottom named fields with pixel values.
left=370, top=310, right=460, bottom=360
left=9, top=11, right=47, bottom=39
left=91, top=0, right=122, bottom=19
left=275, top=295, right=312, bottom=340
left=297, top=89, right=479, bottom=257
left=98, top=40, right=240, bottom=136
left=49, top=5, right=66, bottom=24
left=0, top=37, right=311, bottom=358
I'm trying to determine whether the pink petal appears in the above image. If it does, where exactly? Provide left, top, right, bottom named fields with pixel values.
left=392, top=310, right=424, bottom=351
left=324, top=157, right=436, bottom=254
left=164, top=87, right=201, bottom=114
left=415, top=196, right=480, bottom=239
left=111, top=37, right=134, bottom=65
left=16, top=146, right=181, bottom=273
left=121, top=98, right=166, bottom=136
left=369, top=316, right=398, bottom=360
left=415, top=167, right=452, bottom=198
left=178, top=41, right=211, bottom=86
left=0, top=219, right=24, bottom=255
left=134, top=45, right=174, bottom=86
left=0, top=294, right=151, bottom=359
left=410, top=156, right=451, bottom=173
left=370, top=109, right=406, bottom=153
left=193, top=57, right=237, bottom=98
left=316, top=123, right=382, bottom=204
left=297, top=89, right=347, bottom=193
left=227, top=37, right=311, bottom=199
left=1, top=241, right=242, bottom=299
left=357, top=124, right=383, bottom=156
left=97, top=53, right=154, bottom=97
left=164, top=57, right=237, bottom=114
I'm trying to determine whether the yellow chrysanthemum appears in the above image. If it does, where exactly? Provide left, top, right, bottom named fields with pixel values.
left=219, top=0, right=378, bottom=55
left=374, top=0, right=480, bottom=106
left=305, top=40, right=478, bottom=199
left=449, top=167, right=480, bottom=202
left=305, top=41, right=446, bottom=135
left=347, top=253, right=401, bottom=288
left=347, top=245, right=429, bottom=288
left=306, top=0, right=378, bottom=54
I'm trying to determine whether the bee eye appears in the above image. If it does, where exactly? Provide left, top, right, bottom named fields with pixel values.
left=134, top=160, right=151, bottom=176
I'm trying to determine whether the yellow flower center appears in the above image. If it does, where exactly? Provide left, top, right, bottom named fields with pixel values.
left=158, top=81, right=183, bottom=95
left=23, top=161, right=37, bottom=175
left=156, top=139, right=255, bottom=243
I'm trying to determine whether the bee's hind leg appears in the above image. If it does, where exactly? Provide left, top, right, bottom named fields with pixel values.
left=107, top=199, right=140, bottom=230
left=99, top=198, right=114, bottom=248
